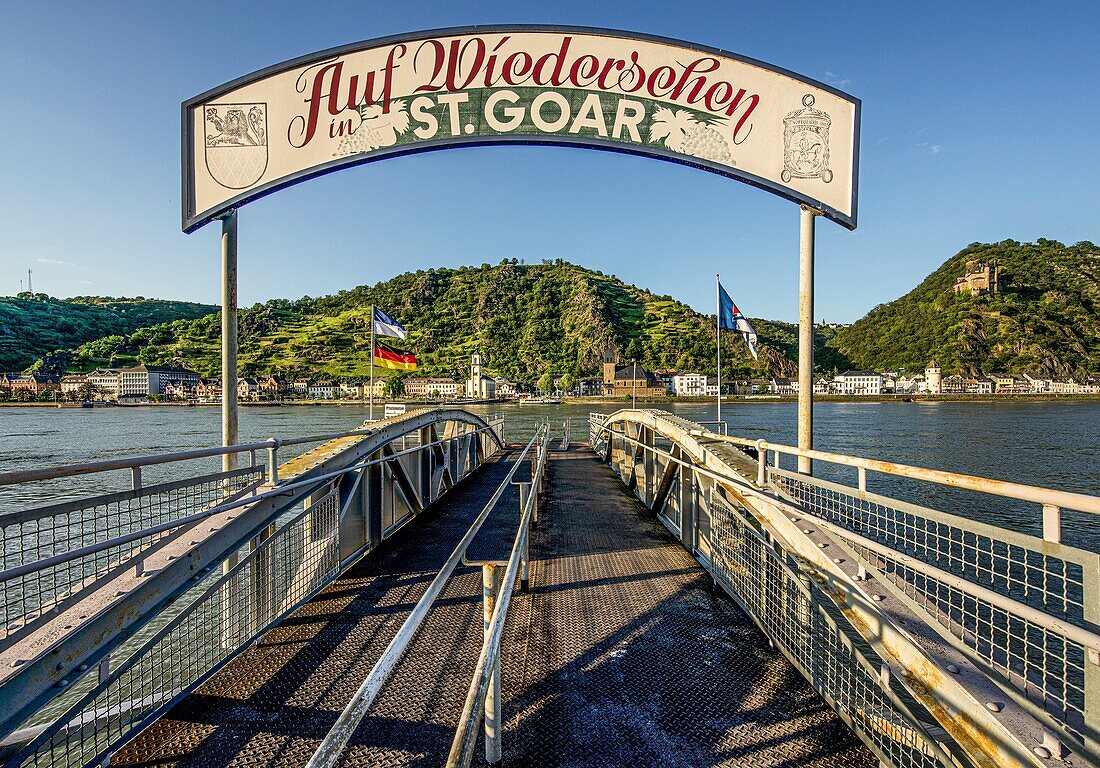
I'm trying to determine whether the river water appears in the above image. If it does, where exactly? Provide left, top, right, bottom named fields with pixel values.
left=1, top=400, right=1097, bottom=549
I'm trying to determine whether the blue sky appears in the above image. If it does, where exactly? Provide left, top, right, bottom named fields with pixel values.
left=1, top=1, right=1097, bottom=323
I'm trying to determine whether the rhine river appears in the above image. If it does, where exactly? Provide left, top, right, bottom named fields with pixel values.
left=1, top=400, right=1097, bottom=549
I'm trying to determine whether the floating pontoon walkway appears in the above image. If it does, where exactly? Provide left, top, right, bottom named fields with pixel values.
left=112, top=443, right=871, bottom=767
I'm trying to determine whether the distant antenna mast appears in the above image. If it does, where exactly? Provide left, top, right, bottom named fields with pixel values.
left=27, top=269, right=33, bottom=296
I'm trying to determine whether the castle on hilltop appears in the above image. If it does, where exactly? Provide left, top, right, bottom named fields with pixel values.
left=952, top=260, right=1002, bottom=297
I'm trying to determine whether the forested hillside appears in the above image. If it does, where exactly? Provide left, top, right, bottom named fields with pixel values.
left=828, top=239, right=1100, bottom=376
left=27, top=240, right=1095, bottom=383
left=0, top=295, right=217, bottom=373
left=59, top=261, right=801, bottom=381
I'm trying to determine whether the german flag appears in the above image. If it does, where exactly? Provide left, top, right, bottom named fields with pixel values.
left=373, top=342, right=417, bottom=371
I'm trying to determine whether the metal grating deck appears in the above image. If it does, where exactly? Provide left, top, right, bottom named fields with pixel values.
left=111, top=445, right=873, bottom=767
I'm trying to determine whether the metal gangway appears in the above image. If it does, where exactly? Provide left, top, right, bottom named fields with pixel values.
left=0, top=408, right=505, bottom=767
left=0, top=407, right=1096, bottom=768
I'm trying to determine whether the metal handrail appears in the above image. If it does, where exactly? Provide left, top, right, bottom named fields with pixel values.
left=586, top=411, right=1100, bottom=519
left=0, top=424, right=502, bottom=585
left=594, top=411, right=1100, bottom=763
left=6, top=480, right=341, bottom=768
left=0, top=407, right=504, bottom=488
left=447, top=426, right=550, bottom=768
left=686, top=429, right=1100, bottom=517
left=305, top=424, right=548, bottom=768
left=0, top=439, right=277, bottom=487
left=0, top=427, right=384, bottom=488
left=596, top=425, right=1100, bottom=655
left=697, top=419, right=729, bottom=435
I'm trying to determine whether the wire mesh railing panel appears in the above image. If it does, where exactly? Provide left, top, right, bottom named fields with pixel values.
left=706, top=489, right=947, bottom=768
left=772, top=469, right=1097, bottom=751
left=0, top=466, right=263, bottom=646
left=771, top=470, right=1087, bottom=624
left=589, top=413, right=608, bottom=448
left=852, top=540, right=1090, bottom=742
left=9, top=483, right=339, bottom=768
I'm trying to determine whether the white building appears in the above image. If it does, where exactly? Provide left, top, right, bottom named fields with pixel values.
left=117, top=365, right=200, bottom=398
left=237, top=378, right=258, bottom=401
left=494, top=378, right=518, bottom=399
left=308, top=382, right=337, bottom=399
left=925, top=360, right=942, bottom=395
left=60, top=374, right=88, bottom=394
left=1025, top=374, right=1051, bottom=394
left=1050, top=379, right=1080, bottom=395
left=340, top=381, right=365, bottom=398
left=835, top=370, right=883, bottom=395
left=405, top=377, right=461, bottom=399
left=769, top=377, right=795, bottom=396
left=466, top=353, right=496, bottom=399
left=897, top=374, right=927, bottom=394
left=703, top=375, right=729, bottom=397
left=672, top=373, right=707, bottom=397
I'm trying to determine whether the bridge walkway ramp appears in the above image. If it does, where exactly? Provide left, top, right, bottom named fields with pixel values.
left=112, top=444, right=873, bottom=767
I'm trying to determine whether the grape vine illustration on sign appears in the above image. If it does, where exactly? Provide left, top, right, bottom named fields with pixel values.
left=648, top=107, right=737, bottom=164
left=204, top=104, right=268, bottom=189
left=334, top=100, right=412, bottom=156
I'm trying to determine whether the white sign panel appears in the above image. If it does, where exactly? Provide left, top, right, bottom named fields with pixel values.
left=183, top=27, right=859, bottom=231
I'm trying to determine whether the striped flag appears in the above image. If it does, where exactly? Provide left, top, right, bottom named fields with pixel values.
left=718, top=282, right=759, bottom=360
left=372, top=307, right=407, bottom=340
left=373, top=341, right=417, bottom=371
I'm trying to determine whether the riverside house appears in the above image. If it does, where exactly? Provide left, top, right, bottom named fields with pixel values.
left=1, top=373, right=59, bottom=396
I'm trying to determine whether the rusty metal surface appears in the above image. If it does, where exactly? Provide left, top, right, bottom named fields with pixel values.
left=111, top=446, right=871, bottom=768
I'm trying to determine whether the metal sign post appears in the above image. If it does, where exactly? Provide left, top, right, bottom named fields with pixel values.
left=369, top=305, right=375, bottom=421
left=716, top=274, right=722, bottom=424
left=797, top=205, right=817, bottom=475
left=221, top=210, right=238, bottom=471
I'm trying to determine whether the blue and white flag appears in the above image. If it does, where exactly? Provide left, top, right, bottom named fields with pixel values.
left=718, top=282, right=758, bottom=360
left=372, top=307, right=407, bottom=340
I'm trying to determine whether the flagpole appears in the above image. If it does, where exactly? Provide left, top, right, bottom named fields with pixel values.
left=369, top=305, right=375, bottom=422
left=716, top=274, right=721, bottom=425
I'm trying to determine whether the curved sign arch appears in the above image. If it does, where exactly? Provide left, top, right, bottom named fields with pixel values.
left=183, top=25, right=859, bottom=232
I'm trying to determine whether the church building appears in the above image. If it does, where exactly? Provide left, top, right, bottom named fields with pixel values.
left=601, top=345, right=667, bottom=397
left=466, top=352, right=497, bottom=399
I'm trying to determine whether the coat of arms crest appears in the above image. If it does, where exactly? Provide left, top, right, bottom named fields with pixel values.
left=204, top=104, right=268, bottom=189
left=781, top=95, right=832, bottom=184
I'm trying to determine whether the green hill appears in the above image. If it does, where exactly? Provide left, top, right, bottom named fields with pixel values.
left=827, top=239, right=1100, bottom=376
left=60, top=261, right=801, bottom=382
left=0, top=294, right=217, bottom=373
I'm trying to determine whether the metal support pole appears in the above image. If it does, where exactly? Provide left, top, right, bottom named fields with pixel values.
left=482, top=564, right=502, bottom=765
left=221, top=210, right=239, bottom=472
left=643, top=426, right=656, bottom=507
left=756, top=439, right=768, bottom=487
left=518, top=482, right=531, bottom=590
left=369, top=305, right=375, bottom=422
left=716, top=273, right=722, bottom=424
left=797, top=205, right=817, bottom=476
left=266, top=438, right=280, bottom=484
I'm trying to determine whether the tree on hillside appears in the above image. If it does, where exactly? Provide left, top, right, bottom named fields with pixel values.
left=537, top=373, right=554, bottom=395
